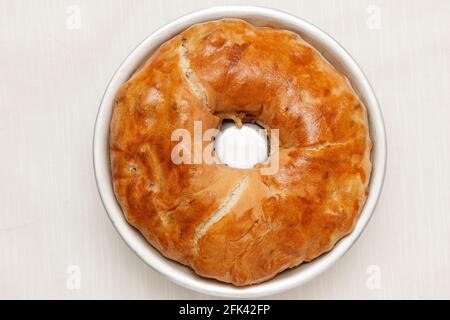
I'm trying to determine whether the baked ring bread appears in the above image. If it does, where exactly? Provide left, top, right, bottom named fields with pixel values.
left=110, top=19, right=372, bottom=286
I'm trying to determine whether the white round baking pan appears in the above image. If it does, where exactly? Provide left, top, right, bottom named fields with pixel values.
left=93, top=6, right=387, bottom=298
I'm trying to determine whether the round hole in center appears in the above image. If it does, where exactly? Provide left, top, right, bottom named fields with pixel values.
left=214, top=120, right=268, bottom=169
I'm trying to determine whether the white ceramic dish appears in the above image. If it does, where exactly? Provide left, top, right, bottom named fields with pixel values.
left=93, top=6, right=387, bottom=298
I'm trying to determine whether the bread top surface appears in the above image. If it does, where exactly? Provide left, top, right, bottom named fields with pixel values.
left=110, top=19, right=372, bottom=286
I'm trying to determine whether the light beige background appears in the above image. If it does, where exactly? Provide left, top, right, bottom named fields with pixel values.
left=1, top=0, right=449, bottom=299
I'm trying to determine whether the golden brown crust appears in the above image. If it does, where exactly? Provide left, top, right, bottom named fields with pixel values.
left=110, top=19, right=372, bottom=285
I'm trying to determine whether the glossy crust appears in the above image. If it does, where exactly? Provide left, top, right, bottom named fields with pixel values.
left=110, top=19, right=372, bottom=286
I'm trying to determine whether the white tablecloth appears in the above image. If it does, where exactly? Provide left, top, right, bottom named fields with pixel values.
left=1, top=0, right=449, bottom=299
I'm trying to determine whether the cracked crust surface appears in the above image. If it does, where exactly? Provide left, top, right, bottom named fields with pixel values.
left=110, top=19, right=372, bottom=286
